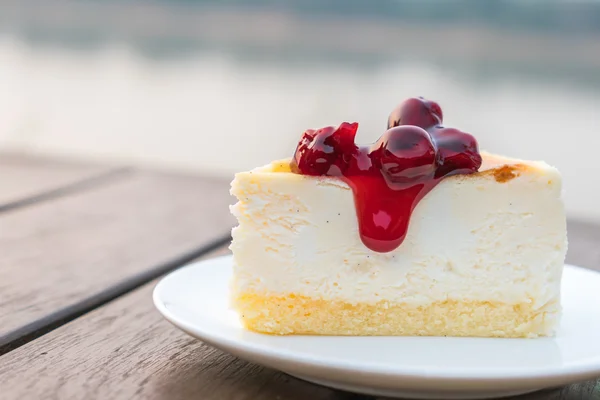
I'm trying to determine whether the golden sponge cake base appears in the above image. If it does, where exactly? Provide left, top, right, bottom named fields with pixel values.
left=233, top=292, right=555, bottom=338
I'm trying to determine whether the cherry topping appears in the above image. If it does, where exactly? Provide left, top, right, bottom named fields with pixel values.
left=387, top=97, right=443, bottom=130
left=371, top=126, right=436, bottom=184
left=430, top=126, right=482, bottom=177
left=293, top=122, right=358, bottom=176
left=292, top=97, right=482, bottom=253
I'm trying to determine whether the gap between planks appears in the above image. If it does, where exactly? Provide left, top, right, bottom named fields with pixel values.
left=0, top=167, right=132, bottom=214
left=0, top=164, right=235, bottom=354
left=0, top=233, right=232, bottom=356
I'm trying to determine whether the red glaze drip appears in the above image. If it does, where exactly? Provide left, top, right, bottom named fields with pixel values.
left=293, top=97, right=482, bottom=253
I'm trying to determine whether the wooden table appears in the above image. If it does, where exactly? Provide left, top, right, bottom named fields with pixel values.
left=0, top=152, right=598, bottom=400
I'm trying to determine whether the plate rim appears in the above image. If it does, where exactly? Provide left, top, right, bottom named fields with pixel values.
left=153, top=255, right=600, bottom=384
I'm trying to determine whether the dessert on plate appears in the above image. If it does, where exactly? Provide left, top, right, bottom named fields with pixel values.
left=229, top=97, right=567, bottom=338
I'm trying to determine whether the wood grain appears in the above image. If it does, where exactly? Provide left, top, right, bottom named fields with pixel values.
left=1, top=234, right=600, bottom=400
left=0, top=168, right=235, bottom=346
left=0, top=152, right=120, bottom=210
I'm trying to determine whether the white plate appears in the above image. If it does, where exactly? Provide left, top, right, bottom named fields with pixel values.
left=153, top=255, right=600, bottom=399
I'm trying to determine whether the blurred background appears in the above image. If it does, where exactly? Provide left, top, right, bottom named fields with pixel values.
left=0, top=0, right=599, bottom=221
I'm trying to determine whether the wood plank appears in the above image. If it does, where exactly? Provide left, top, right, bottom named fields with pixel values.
left=1, top=224, right=600, bottom=400
left=566, top=219, right=600, bottom=271
left=520, top=384, right=600, bottom=400
left=0, top=169, right=234, bottom=349
left=0, top=152, right=122, bottom=210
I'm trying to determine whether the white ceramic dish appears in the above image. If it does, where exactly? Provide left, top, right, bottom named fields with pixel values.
left=153, top=255, right=600, bottom=399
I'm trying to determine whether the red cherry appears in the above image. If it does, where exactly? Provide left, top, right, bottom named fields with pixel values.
left=387, top=97, right=443, bottom=130
left=293, top=122, right=358, bottom=176
left=430, top=126, right=482, bottom=177
left=371, top=126, right=436, bottom=184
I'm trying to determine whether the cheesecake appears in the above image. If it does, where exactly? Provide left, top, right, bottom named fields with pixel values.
left=229, top=97, right=567, bottom=338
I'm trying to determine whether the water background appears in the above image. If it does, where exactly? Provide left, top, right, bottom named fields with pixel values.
left=1, top=1, right=599, bottom=220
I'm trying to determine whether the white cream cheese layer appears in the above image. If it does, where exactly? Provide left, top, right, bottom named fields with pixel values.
left=230, top=152, right=567, bottom=311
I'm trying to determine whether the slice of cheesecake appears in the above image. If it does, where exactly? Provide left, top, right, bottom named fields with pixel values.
left=229, top=98, right=567, bottom=338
